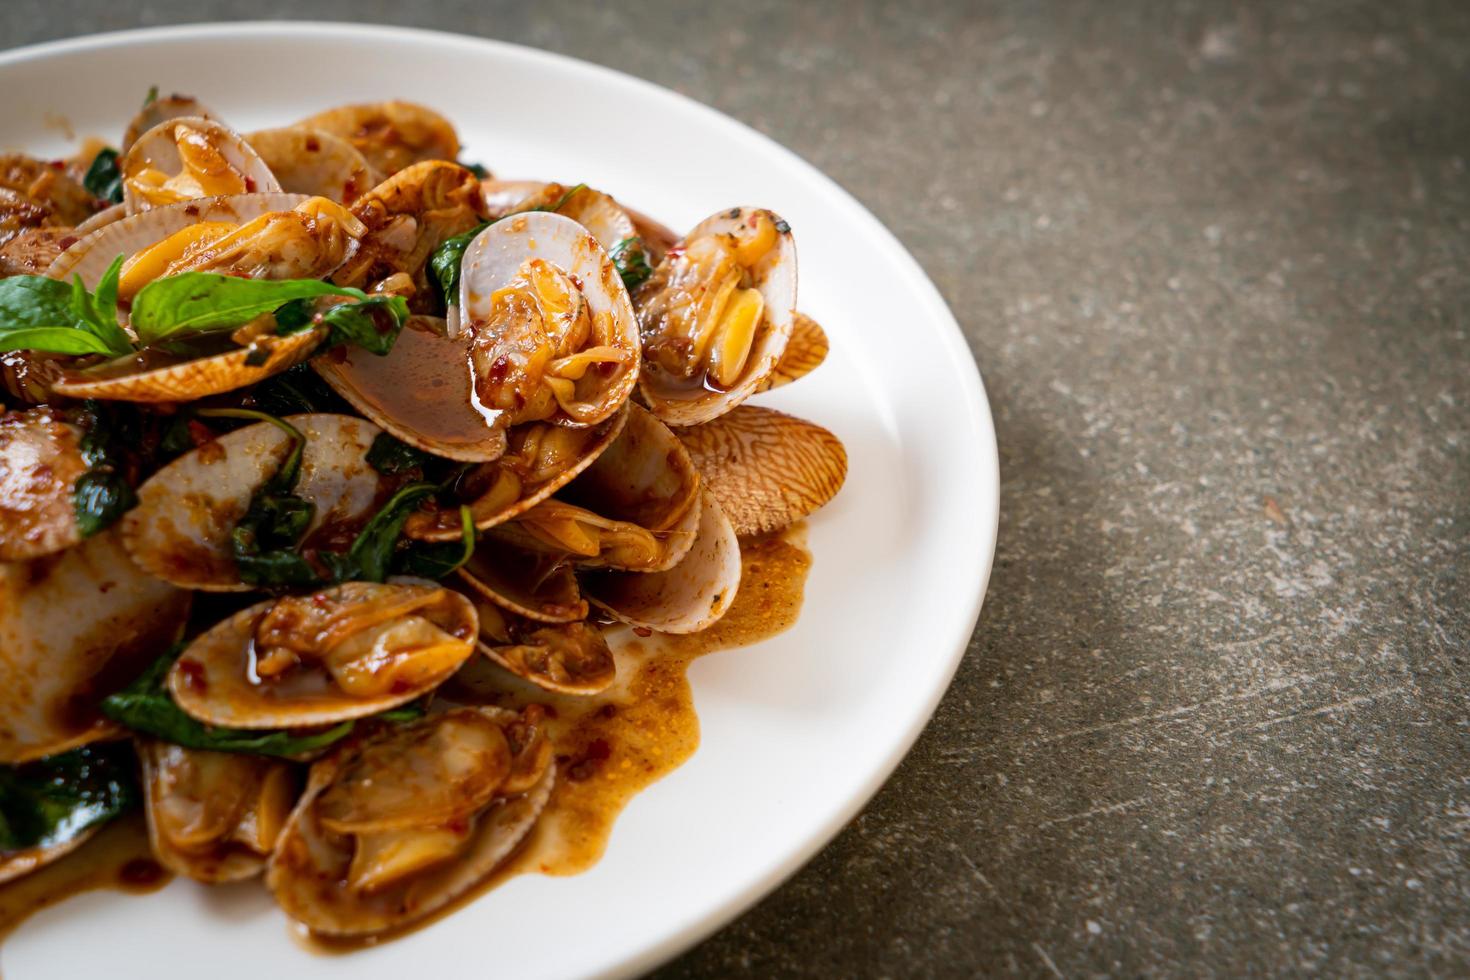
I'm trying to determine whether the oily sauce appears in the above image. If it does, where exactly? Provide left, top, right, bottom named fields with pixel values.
left=1, top=526, right=811, bottom=954
left=0, top=815, right=170, bottom=947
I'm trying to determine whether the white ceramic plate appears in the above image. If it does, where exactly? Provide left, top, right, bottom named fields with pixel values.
left=0, top=22, right=998, bottom=980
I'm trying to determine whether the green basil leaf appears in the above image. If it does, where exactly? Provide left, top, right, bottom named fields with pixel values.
left=462, top=161, right=490, bottom=179
left=73, top=469, right=137, bottom=538
left=131, top=274, right=370, bottom=344
left=365, top=432, right=433, bottom=475
left=393, top=505, right=475, bottom=579
left=317, top=294, right=409, bottom=355
left=430, top=222, right=491, bottom=307
left=610, top=237, right=652, bottom=291
left=249, top=364, right=345, bottom=417
left=92, top=255, right=125, bottom=340
left=0, top=327, right=116, bottom=356
left=0, top=275, right=85, bottom=329
left=324, top=482, right=436, bottom=583
left=82, top=147, right=124, bottom=205
left=142, top=84, right=158, bottom=107
left=0, top=744, right=137, bottom=852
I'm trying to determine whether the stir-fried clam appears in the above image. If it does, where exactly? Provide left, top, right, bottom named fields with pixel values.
left=267, top=706, right=553, bottom=936
left=121, top=117, right=281, bottom=214
left=636, top=207, right=796, bottom=426
left=169, top=581, right=477, bottom=728
left=122, top=413, right=383, bottom=590
left=0, top=93, right=847, bottom=936
left=140, top=741, right=296, bottom=882
left=459, top=211, right=640, bottom=428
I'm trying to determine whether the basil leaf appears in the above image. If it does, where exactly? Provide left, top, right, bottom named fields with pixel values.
left=82, top=147, right=124, bottom=205
left=0, top=744, right=137, bottom=852
left=91, top=255, right=125, bottom=341
left=365, top=432, right=433, bottom=475
left=131, top=274, right=370, bottom=344
left=323, top=482, right=436, bottom=584
left=196, top=409, right=320, bottom=588
left=317, top=294, right=409, bottom=355
left=393, top=505, right=476, bottom=579
left=100, top=648, right=351, bottom=757
left=0, top=327, right=116, bottom=356
left=430, top=221, right=490, bottom=306
left=0, top=274, right=74, bottom=327
left=249, top=364, right=345, bottom=416
left=142, top=84, right=158, bottom=107
left=463, top=161, right=490, bottom=179
left=546, top=183, right=587, bottom=213
left=610, top=237, right=652, bottom=291
left=73, top=470, right=137, bottom=538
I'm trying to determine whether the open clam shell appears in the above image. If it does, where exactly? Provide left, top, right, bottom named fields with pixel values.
left=47, top=191, right=310, bottom=286
left=471, top=596, right=615, bottom=695
left=0, top=527, right=190, bottom=763
left=459, top=210, right=640, bottom=429
left=675, top=405, right=847, bottom=537
left=456, top=537, right=587, bottom=623
left=314, top=315, right=508, bottom=463
left=168, top=581, right=478, bottom=729
left=139, top=739, right=298, bottom=883
left=583, top=488, right=742, bottom=634
left=121, top=413, right=383, bottom=591
left=121, top=117, right=281, bottom=215
left=404, top=409, right=627, bottom=542
left=266, top=706, right=554, bottom=937
left=636, top=207, right=796, bottom=427
left=291, top=101, right=460, bottom=178
left=246, top=127, right=377, bottom=206
left=0, top=409, right=86, bottom=562
left=53, top=326, right=326, bottom=403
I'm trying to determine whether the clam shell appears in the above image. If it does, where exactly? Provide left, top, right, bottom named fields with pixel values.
left=121, top=117, right=281, bottom=215
left=72, top=202, right=126, bottom=235
left=121, top=413, right=383, bottom=591
left=52, top=325, right=326, bottom=403
left=121, top=94, right=218, bottom=153
left=246, top=127, right=376, bottom=205
left=0, top=410, right=85, bottom=561
left=404, top=408, right=627, bottom=542
left=0, top=827, right=100, bottom=886
left=758, top=312, right=828, bottom=391
left=459, top=210, right=640, bottom=429
left=291, top=101, right=460, bottom=178
left=314, top=315, right=508, bottom=463
left=266, top=710, right=553, bottom=937
left=139, top=739, right=295, bottom=883
left=0, top=527, right=191, bottom=763
left=637, top=207, right=796, bottom=427
left=480, top=180, right=637, bottom=253
left=456, top=538, right=587, bottom=623
left=168, top=583, right=477, bottom=729
left=675, top=405, right=847, bottom=537
left=47, top=192, right=310, bottom=286
left=583, top=488, right=741, bottom=634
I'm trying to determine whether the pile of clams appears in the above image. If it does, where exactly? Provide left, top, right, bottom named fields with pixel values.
left=0, top=93, right=846, bottom=939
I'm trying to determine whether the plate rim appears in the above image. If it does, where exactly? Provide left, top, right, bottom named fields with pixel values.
left=0, top=21, right=1000, bottom=978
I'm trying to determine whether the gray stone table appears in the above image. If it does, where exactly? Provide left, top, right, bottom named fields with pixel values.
left=4, top=1, right=1466, bottom=975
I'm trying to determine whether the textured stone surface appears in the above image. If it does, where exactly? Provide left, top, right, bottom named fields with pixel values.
left=5, top=1, right=1468, bottom=975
